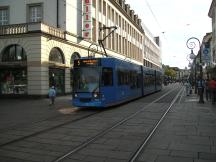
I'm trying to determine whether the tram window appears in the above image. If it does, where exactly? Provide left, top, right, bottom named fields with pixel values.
left=102, top=67, right=113, bottom=86
left=117, top=70, right=123, bottom=85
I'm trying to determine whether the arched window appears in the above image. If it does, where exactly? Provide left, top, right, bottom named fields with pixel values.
left=1, top=44, right=27, bottom=62
left=70, top=52, right=81, bottom=65
left=49, top=47, right=64, bottom=64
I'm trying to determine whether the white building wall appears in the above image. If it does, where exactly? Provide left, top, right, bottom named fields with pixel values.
left=144, top=33, right=162, bottom=68
left=209, top=1, right=216, bottom=65
left=0, top=0, right=59, bottom=27
left=0, top=0, right=163, bottom=96
left=1, top=0, right=27, bottom=24
left=65, top=0, right=82, bottom=35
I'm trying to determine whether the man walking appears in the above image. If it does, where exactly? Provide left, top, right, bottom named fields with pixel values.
left=48, top=86, right=56, bottom=105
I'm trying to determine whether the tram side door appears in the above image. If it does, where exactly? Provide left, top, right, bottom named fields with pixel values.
left=100, top=67, right=115, bottom=104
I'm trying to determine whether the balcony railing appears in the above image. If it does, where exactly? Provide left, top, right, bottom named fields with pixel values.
left=0, top=23, right=27, bottom=35
left=0, top=22, right=65, bottom=39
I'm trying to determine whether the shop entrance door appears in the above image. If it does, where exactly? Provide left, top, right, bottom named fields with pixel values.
left=49, top=68, right=65, bottom=95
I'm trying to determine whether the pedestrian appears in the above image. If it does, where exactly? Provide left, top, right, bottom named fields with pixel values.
left=205, top=79, right=210, bottom=101
left=197, top=77, right=204, bottom=97
left=209, top=77, right=216, bottom=105
left=48, top=86, right=56, bottom=105
left=185, top=80, right=191, bottom=96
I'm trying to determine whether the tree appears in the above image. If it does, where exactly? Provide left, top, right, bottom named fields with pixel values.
left=163, top=66, right=177, bottom=78
left=164, top=68, right=176, bottom=78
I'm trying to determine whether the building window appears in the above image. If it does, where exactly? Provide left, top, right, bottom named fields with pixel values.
left=103, top=1, right=106, bottom=16
left=112, top=9, right=114, bottom=22
left=103, top=24, right=107, bottom=47
left=98, top=0, right=102, bottom=12
left=28, top=4, right=42, bottom=23
left=49, top=47, right=64, bottom=64
left=92, top=0, right=96, bottom=8
left=2, top=44, right=27, bottom=62
left=92, top=18, right=96, bottom=42
left=0, top=7, right=9, bottom=25
left=108, top=5, right=111, bottom=20
left=70, top=52, right=80, bottom=66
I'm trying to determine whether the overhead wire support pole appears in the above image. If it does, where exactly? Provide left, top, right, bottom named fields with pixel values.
left=98, top=26, right=118, bottom=57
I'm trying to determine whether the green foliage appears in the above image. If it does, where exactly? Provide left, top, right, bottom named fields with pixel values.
left=163, top=64, right=177, bottom=78
left=164, top=68, right=176, bottom=78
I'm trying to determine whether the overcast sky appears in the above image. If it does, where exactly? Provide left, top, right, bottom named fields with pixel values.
left=126, top=0, right=212, bottom=69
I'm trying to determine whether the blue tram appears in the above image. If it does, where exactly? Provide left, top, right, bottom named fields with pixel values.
left=72, top=57, right=162, bottom=108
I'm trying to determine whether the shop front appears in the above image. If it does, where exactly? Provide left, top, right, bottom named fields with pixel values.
left=48, top=47, right=66, bottom=95
left=49, top=68, right=65, bottom=95
left=0, top=44, right=27, bottom=96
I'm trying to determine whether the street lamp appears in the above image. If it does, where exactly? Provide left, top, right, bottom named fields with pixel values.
left=186, top=37, right=204, bottom=103
left=186, top=50, right=197, bottom=94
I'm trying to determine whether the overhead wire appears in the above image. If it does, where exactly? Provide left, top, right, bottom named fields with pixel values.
left=144, top=0, right=167, bottom=40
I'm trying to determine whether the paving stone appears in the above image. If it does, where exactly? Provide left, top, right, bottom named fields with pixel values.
left=137, top=152, right=158, bottom=162
left=155, top=155, right=193, bottom=162
left=194, top=159, right=216, bottom=162
left=169, top=142, right=211, bottom=153
left=170, top=150, right=198, bottom=158
left=181, top=136, right=212, bottom=145
left=199, top=152, right=216, bottom=160
left=79, top=148, right=132, bottom=160
left=0, top=156, right=31, bottom=162
left=82, top=155, right=107, bottom=162
left=143, top=148, right=170, bottom=156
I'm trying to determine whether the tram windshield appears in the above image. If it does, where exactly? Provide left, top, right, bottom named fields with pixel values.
left=73, top=67, right=100, bottom=93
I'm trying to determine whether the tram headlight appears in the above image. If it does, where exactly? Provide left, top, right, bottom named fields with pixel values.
left=74, top=93, right=78, bottom=98
left=93, top=92, right=100, bottom=98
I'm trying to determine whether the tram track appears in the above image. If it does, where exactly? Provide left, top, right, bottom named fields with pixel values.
left=0, top=85, right=172, bottom=147
left=53, top=86, right=183, bottom=162
left=129, top=86, right=184, bottom=162
left=0, top=111, right=101, bottom=147
left=0, top=85, right=182, bottom=162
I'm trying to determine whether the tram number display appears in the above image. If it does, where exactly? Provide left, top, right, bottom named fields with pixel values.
left=74, top=59, right=100, bottom=67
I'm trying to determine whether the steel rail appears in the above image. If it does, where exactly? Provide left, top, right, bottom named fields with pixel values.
left=53, top=86, right=181, bottom=162
left=0, top=111, right=100, bottom=147
left=129, top=86, right=184, bottom=162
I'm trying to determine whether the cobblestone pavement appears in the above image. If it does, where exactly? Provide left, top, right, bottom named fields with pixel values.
left=136, top=90, right=216, bottom=162
left=0, top=86, right=216, bottom=162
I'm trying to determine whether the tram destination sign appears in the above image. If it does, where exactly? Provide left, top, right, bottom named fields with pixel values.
left=74, top=59, right=100, bottom=67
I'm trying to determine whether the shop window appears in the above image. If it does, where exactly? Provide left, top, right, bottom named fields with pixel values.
left=1, top=44, right=27, bottom=62
left=49, top=47, right=64, bottom=64
left=0, top=68, right=27, bottom=95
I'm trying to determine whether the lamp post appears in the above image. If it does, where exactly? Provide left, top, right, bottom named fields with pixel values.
left=194, top=57, right=197, bottom=94
left=186, top=37, right=204, bottom=103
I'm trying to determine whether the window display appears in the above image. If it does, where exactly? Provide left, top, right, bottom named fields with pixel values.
left=0, top=68, right=27, bottom=95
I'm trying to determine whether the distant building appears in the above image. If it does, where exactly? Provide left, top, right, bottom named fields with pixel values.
left=208, top=0, right=216, bottom=66
left=0, top=0, right=161, bottom=97
left=142, top=23, right=162, bottom=70
left=143, top=33, right=161, bottom=70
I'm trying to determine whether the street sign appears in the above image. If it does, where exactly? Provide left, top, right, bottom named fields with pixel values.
left=202, top=48, right=210, bottom=63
